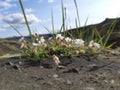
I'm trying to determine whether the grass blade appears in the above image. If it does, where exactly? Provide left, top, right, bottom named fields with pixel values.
left=8, top=23, right=23, bottom=37
left=41, top=24, right=53, bottom=34
left=61, top=0, right=66, bottom=36
left=0, top=53, right=22, bottom=59
left=94, top=27, right=104, bottom=46
left=19, top=0, right=34, bottom=43
left=106, top=42, right=116, bottom=49
left=74, top=0, right=80, bottom=27
left=75, top=18, right=80, bottom=38
left=51, top=9, right=55, bottom=34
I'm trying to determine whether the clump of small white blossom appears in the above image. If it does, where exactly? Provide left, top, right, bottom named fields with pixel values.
left=20, top=33, right=102, bottom=61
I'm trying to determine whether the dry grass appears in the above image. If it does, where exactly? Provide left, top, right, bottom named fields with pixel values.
left=0, top=40, right=20, bottom=56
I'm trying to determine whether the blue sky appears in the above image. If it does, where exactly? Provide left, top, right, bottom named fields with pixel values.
left=0, top=0, right=120, bottom=38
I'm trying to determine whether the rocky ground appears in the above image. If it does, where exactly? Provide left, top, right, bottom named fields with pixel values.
left=0, top=47, right=120, bottom=90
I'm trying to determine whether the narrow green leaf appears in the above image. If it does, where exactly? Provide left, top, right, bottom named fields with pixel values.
left=19, top=0, right=34, bottom=43
left=74, top=0, right=80, bottom=27
left=51, top=9, right=55, bottom=34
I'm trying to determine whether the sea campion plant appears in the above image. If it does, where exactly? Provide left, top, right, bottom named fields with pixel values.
left=19, top=33, right=101, bottom=61
left=17, top=0, right=116, bottom=64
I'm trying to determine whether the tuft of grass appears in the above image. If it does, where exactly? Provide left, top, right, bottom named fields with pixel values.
left=103, top=18, right=117, bottom=48
left=16, top=0, right=117, bottom=62
left=90, top=18, right=118, bottom=48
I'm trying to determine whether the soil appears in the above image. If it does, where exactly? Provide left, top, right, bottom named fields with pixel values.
left=0, top=48, right=120, bottom=90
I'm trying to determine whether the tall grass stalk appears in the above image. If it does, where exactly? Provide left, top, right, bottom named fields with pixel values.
left=80, top=17, right=89, bottom=39
left=74, top=0, right=80, bottom=27
left=74, top=0, right=88, bottom=39
left=19, top=0, right=34, bottom=43
left=75, top=18, right=80, bottom=38
left=61, top=0, right=66, bottom=36
left=51, top=9, right=55, bottom=34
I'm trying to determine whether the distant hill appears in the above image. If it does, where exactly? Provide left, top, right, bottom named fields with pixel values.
left=2, top=33, right=53, bottom=41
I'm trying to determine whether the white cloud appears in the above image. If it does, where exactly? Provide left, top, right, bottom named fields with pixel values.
left=5, top=0, right=17, bottom=2
left=25, top=8, right=34, bottom=13
left=0, top=1, right=13, bottom=9
left=2, top=13, right=40, bottom=28
left=48, top=0, right=55, bottom=3
left=0, top=1, right=16, bottom=11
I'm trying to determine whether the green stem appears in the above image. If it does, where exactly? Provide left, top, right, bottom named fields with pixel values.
left=19, top=0, right=34, bottom=43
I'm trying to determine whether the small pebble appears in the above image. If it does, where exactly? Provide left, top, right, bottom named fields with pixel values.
left=82, top=87, right=94, bottom=90
left=66, top=80, right=72, bottom=85
left=88, top=64, right=98, bottom=71
left=111, top=80, right=114, bottom=84
left=88, top=64, right=97, bottom=67
left=57, top=65, right=65, bottom=69
left=18, top=61, right=23, bottom=65
left=52, top=74, right=59, bottom=79
left=40, top=66, right=44, bottom=68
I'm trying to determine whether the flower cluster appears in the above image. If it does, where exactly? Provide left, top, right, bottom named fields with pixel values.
left=33, top=33, right=45, bottom=46
left=20, top=33, right=101, bottom=64
left=73, top=39, right=84, bottom=48
left=88, top=40, right=101, bottom=51
left=19, top=37, right=28, bottom=49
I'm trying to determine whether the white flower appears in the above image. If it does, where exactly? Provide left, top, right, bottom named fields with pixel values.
left=19, top=37, right=25, bottom=42
left=20, top=43, right=25, bottom=48
left=94, top=43, right=101, bottom=48
left=38, top=36, right=45, bottom=45
left=56, top=34, right=64, bottom=40
left=52, top=55, right=60, bottom=66
left=74, top=39, right=84, bottom=47
left=32, top=43, right=42, bottom=46
left=89, top=40, right=101, bottom=49
left=36, top=38, right=39, bottom=42
left=41, top=36, right=45, bottom=43
left=65, top=37, right=72, bottom=43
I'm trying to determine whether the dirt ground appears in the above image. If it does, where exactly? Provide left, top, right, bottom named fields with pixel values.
left=0, top=48, right=120, bottom=90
